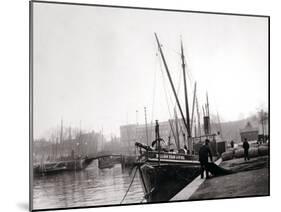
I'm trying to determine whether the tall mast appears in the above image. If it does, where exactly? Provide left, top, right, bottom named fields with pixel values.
left=180, top=40, right=191, bottom=138
left=196, top=95, right=201, bottom=138
left=60, top=119, right=63, bottom=143
left=144, top=107, right=149, bottom=145
left=136, top=110, right=139, bottom=145
left=60, top=119, right=63, bottom=157
left=180, top=125, right=187, bottom=147
left=202, top=105, right=207, bottom=135
left=68, top=126, right=72, bottom=140
left=174, top=108, right=180, bottom=149
left=136, top=110, right=139, bottom=125
left=55, top=135, right=57, bottom=160
left=202, top=106, right=206, bottom=117
left=206, top=92, right=211, bottom=133
left=217, top=112, right=223, bottom=140
left=206, top=92, right=210, bottom=117
left=194, top=118, right=197, bottom=137
left=101, top=128, right=103, bottom=151
left=190, top=82, right=197, bottom=135
left=154, top=33, right=189, bottom=134
left=57, top=126, right=60, bottom=158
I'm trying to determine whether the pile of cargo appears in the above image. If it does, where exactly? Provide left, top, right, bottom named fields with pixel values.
left=221, top=143, right=269, bottom=161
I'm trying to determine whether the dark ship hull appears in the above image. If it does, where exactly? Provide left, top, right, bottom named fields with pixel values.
left=136, top=150, right=201, bottom=202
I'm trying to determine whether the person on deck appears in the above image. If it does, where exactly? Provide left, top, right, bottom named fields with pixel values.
left=199, top=139, right=213, bottom=179
left=243, top=138, right=250, bottom=161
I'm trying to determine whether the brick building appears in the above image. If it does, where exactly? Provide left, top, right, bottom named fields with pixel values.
left=120, top=119, right=187, bottom=155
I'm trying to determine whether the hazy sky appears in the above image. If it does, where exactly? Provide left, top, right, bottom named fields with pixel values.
left=33, top=2, right=268, bottom=139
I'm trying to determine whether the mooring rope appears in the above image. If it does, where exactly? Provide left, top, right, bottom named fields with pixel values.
left=120, top=166, right=138, bottom=204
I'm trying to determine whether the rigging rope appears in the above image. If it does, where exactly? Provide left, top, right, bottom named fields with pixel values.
left=120, top=166, right=138, bottom=204
left=149, top=52, right=159, bottom=141
left=150, top=54, right=157, bottom=124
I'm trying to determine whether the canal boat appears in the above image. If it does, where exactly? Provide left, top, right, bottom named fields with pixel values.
left=98, top=156, right=115, bottom=169
left=34, top=157, right=95, bottom=176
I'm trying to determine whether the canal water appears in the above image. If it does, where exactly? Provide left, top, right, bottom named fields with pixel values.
left=33, top=161, right=145, bottom=210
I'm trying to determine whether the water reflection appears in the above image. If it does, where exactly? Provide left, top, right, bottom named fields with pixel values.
left=33, top=160, right=144, bottom=210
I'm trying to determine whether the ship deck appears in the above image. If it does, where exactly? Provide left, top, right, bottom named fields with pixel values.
left=170, top=156, right=269, bottom=201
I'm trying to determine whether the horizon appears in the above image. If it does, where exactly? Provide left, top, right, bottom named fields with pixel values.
left=34, top=109, right=268, bottom=141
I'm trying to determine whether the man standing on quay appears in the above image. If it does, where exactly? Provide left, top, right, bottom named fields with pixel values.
left=243, top=138, right=250, bottom=161
left=199, top=139, right=213, bottom=179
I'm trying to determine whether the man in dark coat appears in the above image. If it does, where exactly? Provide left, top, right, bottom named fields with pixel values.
left=230, top=140, right=234, bottom=148
left=243, top=138, right=250, bottom=161
left=199, top=139, right=213, bottom=179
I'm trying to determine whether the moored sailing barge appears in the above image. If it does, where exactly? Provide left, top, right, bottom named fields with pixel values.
left=134, top=34, right=219, bottom=202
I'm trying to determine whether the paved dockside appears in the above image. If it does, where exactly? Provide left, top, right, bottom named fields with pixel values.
left=171, top=156, right=269, bottom=201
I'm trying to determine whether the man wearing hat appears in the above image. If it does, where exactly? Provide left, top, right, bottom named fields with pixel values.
left=199, top=139, right=213, bottom=179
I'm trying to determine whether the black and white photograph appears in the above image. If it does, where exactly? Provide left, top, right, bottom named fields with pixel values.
left=30, top=1, right=269, bottom=211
